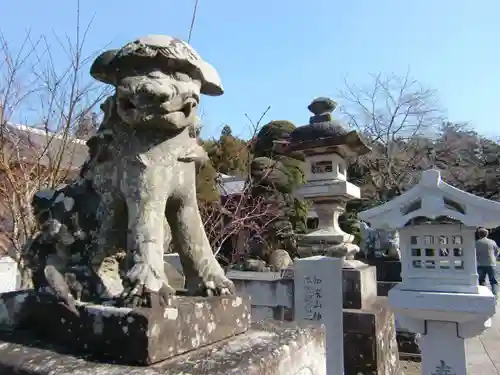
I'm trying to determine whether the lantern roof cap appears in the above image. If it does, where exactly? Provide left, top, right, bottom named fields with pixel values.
left=286, top=97, right=371, bottom=157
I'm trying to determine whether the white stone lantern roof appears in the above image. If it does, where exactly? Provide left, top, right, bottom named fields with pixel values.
left=359, top=168, right=500, bottom=295
left=359, top=169, right=498, bottom=375
left=358, top=169, right=500, bottom=230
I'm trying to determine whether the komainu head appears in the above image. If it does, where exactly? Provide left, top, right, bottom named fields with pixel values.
left=90, top=35, right=223, bottom=130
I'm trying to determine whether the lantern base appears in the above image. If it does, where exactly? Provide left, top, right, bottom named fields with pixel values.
left=388, top=285, right=495, bottom=324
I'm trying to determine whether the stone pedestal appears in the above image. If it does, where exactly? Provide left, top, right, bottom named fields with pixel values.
left=390, top=286, right=496, bottom=375
left=0, top=290, right=250, bottom=365
left=356, top=257, right=422, bottom=357
left=420, top=321, right=466, bottom=375
left=340, top=262, right=399, bottom=374
left=0, top=320, right=326, bottom=375
left=342, top=263, right=378, bottom=309
left=343, top=297, right=399, bottom=375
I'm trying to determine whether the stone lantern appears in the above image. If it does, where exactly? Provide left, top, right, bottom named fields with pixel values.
left=286, top=97, right=370, bottom=261
left=359, top=168, right=500, bottom=375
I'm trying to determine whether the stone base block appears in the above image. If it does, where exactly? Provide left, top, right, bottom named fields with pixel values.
left=368, top=282, right=421, bottom=357
left=357, top=258, right=402, bottom=282
left=227, top=270, right=295, bottom=323
left=0, top=320, right=325, bottom=375
left=342, top=264, right=378, bottom=309
left=343, top=297, right=399, bottom=375
left=0, top=290, right=250, bottom=365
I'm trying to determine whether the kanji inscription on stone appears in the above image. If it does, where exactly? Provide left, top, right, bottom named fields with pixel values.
left=431, top=360, right=455, bottom=375
left=303, top=275, right=323, bottom=321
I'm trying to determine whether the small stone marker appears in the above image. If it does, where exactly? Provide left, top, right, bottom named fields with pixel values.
left=294, top=256, right=343, bottom=375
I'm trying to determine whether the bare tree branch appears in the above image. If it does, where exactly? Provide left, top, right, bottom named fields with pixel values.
left=198, top=106, right=283, bottom=265
left=0, top=1, right=109, bottom=286
left=338, top=72, right=444, bottom=200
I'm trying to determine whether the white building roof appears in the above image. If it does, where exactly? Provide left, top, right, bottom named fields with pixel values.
left=218, top=173, right=234, bottom=180
left=358, top=169, right=500, bottom=230
left=219, top=178, right=247, bottom=196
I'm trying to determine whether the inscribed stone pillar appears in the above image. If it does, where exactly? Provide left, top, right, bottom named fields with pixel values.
left=420, top=321, right=466, bottom=375
left=294, top=256, right=343, bottom=375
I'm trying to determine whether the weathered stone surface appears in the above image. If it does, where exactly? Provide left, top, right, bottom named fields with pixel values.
left=243, top=258, right=270, bottom=272
left=0, top=290, right=250, bottom=365
left=298, top=241, right=361, bottom=260
left=226, top=268, right=402, bottom=372
left=342, top=264, right=378, bottom=309
left=353, top=259, right=421, bottom=357
left=343, top=297, right=399, bottom=375
left=268, top=249, right=293, bottom=271
left=227, top=270, right=294, bottom=323
left=0, top=320, right=325, bottom=375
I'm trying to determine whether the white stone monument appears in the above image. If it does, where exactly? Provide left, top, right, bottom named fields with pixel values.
left=359, top=168, right=500, bottom=375
left=294, top=256, right=343, bottom=375
left=290, top=97, right=371, bottom=262
left=0, top=256, right=19, bottom=293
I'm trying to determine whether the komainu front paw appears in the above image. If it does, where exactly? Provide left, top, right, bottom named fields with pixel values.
left=119, top=263, right=175, bottom=308
left=200, top=274, right=235, bottom=297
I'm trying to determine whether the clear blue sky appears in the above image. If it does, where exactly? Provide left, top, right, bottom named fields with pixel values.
left=2, top=0, right=499, bottom=139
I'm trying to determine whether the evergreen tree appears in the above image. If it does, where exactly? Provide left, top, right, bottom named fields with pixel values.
left=195, top=139, right=220, bottom=203
left=195, top=160, right=219, bottom=203
left=249, top=120, right=308, bottom=258
left=207, top=125, right=250, bottom=176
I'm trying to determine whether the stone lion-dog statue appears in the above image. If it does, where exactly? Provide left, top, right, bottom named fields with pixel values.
left=28, top=35, right=235, bottom=311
